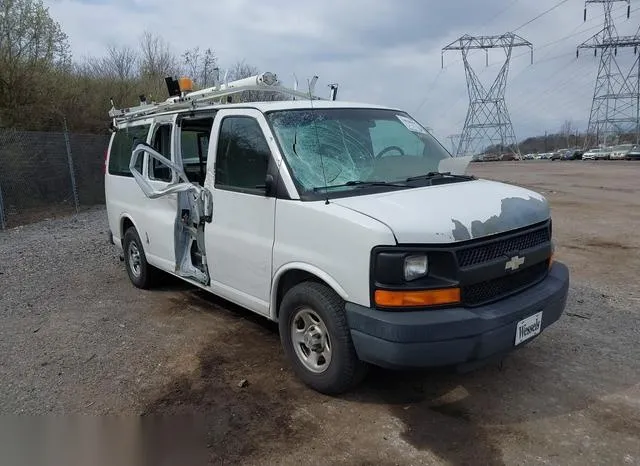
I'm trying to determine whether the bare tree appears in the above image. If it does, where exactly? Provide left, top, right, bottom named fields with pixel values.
left=226, top=60, right=260, bottom=81
left=82, top=44, right=139, bottom=81
left=224, top=60, right=288, bottom=102
left=182, top=47, right=217, bottom=88
left=138, top=31, right=178, bottom=79
left=104, top=44, right=139, bottom=80
left=560, top=119, right=574, bottom=147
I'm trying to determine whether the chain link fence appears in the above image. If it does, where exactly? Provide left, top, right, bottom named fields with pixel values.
left=0, top=124, right=110, bottom=229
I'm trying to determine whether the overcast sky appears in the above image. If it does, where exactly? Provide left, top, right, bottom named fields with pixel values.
left=47, top=0, right=640, bottom=144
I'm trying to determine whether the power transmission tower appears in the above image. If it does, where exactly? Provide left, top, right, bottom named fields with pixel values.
left=578, top=0, right=640, bottom=147
left=447, top=134, right=462, bottom=154
left=442, top=33, right=533, bottom=158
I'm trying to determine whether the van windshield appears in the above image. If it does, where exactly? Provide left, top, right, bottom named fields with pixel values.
left=266, top=108, right=451, bottom=198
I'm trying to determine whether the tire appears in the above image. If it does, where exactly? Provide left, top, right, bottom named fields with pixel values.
left=122, top=227, right=160, bottom=289
left=278, top=281, right=367, bottom=395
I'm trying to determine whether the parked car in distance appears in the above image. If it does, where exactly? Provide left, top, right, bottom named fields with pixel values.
left=561, top=149, right=583, bottom=160
left=625, top=145, right=640, bottom=160
left=501, top=153, right=517, bottom=161
left=550, top=151, right=563, bottom=161
left=583, top=148, right=607, bottom=160
left=610, top=144, right=633, bottom=160
left=481, top=153, right=501, bottom=162
left=596, top=148, right=612, bottom=160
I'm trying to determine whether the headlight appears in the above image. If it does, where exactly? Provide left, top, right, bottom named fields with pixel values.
left=404, top=255, right=428, bottom=281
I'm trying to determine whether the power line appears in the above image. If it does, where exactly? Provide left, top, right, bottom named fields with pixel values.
left=512, top=0, right=572, bottom=32
left=484, top=0, right=521, bottom=28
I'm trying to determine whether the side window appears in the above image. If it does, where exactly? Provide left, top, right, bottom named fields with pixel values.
left=108, top=124, right=150, bottom=177
left=180, top=117, right=214, bottom=186
left=215, top=117, right=270, bottom=192
left=148, top=124, right=173, bottom=182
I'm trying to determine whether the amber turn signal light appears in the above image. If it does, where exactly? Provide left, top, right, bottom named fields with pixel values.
left=375, top=288, right=461, bottom=308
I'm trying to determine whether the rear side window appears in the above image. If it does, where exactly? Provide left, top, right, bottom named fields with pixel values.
left=149, top=124, right=173, bottom=182
left=108, top=125, right=151, bottom=177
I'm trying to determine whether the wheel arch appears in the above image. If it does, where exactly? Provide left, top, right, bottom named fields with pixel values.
left=271, top=263, right=349, bottom=321
left=119, top=214, right=141, bottom=247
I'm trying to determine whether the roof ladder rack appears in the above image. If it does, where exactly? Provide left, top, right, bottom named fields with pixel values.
left=109, top=71, right=327, bottom=123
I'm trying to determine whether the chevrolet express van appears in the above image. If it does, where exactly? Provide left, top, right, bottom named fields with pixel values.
left=104, top=73, right=569, bottom=394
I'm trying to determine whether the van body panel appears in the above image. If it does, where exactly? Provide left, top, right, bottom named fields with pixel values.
left=138, top=115, right=180, bottom=272
left=331, top=179, right=550, bottom=244
left=271, top=199, right=396, bottom=313
left=202, top=108, right=278, bottom=316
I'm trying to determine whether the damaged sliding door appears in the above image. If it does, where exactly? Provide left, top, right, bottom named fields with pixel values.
left=129, top=140, right=213, bottom=285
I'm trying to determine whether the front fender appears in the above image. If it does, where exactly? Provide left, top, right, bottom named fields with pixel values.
left=270, top=262, right=349, bottom=321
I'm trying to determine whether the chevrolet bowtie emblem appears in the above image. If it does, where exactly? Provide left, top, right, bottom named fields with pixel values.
left=505, top=255, right=525, bottom=271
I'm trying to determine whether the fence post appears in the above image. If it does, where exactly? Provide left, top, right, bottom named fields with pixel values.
left=0, top=179, right=6, bottom=230
left=62, top=117, right=80, bottom=215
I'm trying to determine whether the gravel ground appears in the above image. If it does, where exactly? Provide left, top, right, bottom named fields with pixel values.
left=1, top=162, right=639, bottom=465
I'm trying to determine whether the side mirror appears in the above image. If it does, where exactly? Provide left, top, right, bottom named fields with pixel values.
left=265, top=174, right=275, bottom=197
left=256, top=174, right=276, bottom=197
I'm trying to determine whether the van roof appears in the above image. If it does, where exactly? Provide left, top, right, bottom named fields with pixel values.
left=115, top=99, right=401, bottom=126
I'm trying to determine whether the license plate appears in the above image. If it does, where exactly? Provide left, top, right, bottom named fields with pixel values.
left=515, top=311, right=543, bottom=346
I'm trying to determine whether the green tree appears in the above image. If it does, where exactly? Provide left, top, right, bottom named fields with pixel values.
left=0, top=0, right=71, bottom=128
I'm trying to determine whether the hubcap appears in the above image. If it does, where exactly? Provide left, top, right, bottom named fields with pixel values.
left=291, top=308, right=332, bottom=373
left=128, top=242, right=142, bottom=278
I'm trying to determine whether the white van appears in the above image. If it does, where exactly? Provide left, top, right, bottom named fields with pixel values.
left=105, top=73, right=569, bottom=394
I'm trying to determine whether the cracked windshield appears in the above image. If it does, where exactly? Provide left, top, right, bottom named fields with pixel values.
left=267, top=108, right=451, bottom=192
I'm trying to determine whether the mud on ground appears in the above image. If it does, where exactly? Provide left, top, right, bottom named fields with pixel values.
left=0, top=161, right=639, bottom=465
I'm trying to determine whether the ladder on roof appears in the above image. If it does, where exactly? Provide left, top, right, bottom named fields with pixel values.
left=108, top=71, right=334, bottom=123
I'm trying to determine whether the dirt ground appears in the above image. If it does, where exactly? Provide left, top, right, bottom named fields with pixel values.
left=1, top=161, right=639, bottom=465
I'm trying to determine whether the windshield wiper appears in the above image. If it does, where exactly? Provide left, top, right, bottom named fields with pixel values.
left=405, top=171, right=475, bottom=182
left=313, top=180, right=408, bottom=192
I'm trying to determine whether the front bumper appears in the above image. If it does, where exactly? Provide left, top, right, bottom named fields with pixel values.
left=345, top=262, right=569, bottom=370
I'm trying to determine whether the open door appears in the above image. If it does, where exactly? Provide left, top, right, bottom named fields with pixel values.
left=129, top=129, right=213, bottom=285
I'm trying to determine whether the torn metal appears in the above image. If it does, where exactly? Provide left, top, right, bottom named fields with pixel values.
left=129, top=143, right=212, bottom=284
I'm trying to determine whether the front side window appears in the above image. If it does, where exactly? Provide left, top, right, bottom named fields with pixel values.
left=108, top=124, right=150, bottom=177
left=266, top=108, right=451, bottom=198
left=215, top=116, right=270, bottom=193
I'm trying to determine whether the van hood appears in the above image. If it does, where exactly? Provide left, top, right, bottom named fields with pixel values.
left=331, top=179, right=550, bottom=244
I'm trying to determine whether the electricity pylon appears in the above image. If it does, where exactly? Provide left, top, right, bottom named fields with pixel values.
left=447, top=134, right=462, bottom=154
left=442, top=33, right=533, bottom=158
left=578, top=0, right=640, bottom=147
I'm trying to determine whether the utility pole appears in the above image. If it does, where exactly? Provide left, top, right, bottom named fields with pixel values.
left=577, top=0, right=640, bottom=148
left=442, top=33, right=533, bottom=158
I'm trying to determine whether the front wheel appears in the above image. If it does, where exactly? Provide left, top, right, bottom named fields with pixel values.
left=123, top=227, right=160, bottom=289
left=278, top=282, right=367, bottom=395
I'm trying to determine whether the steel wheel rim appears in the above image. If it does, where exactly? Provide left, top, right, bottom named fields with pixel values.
left=291, top=307, right=332, bottom=374
left=128, top=242, right=142, bottom=278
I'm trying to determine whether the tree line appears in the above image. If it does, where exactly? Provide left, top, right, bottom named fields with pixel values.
left=0, top=0, right=264, bottom=134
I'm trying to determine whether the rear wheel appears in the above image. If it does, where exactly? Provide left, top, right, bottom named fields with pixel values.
left=123, top=227, right=160, bottom=289
left=278, top=282, right=367, bottom=395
